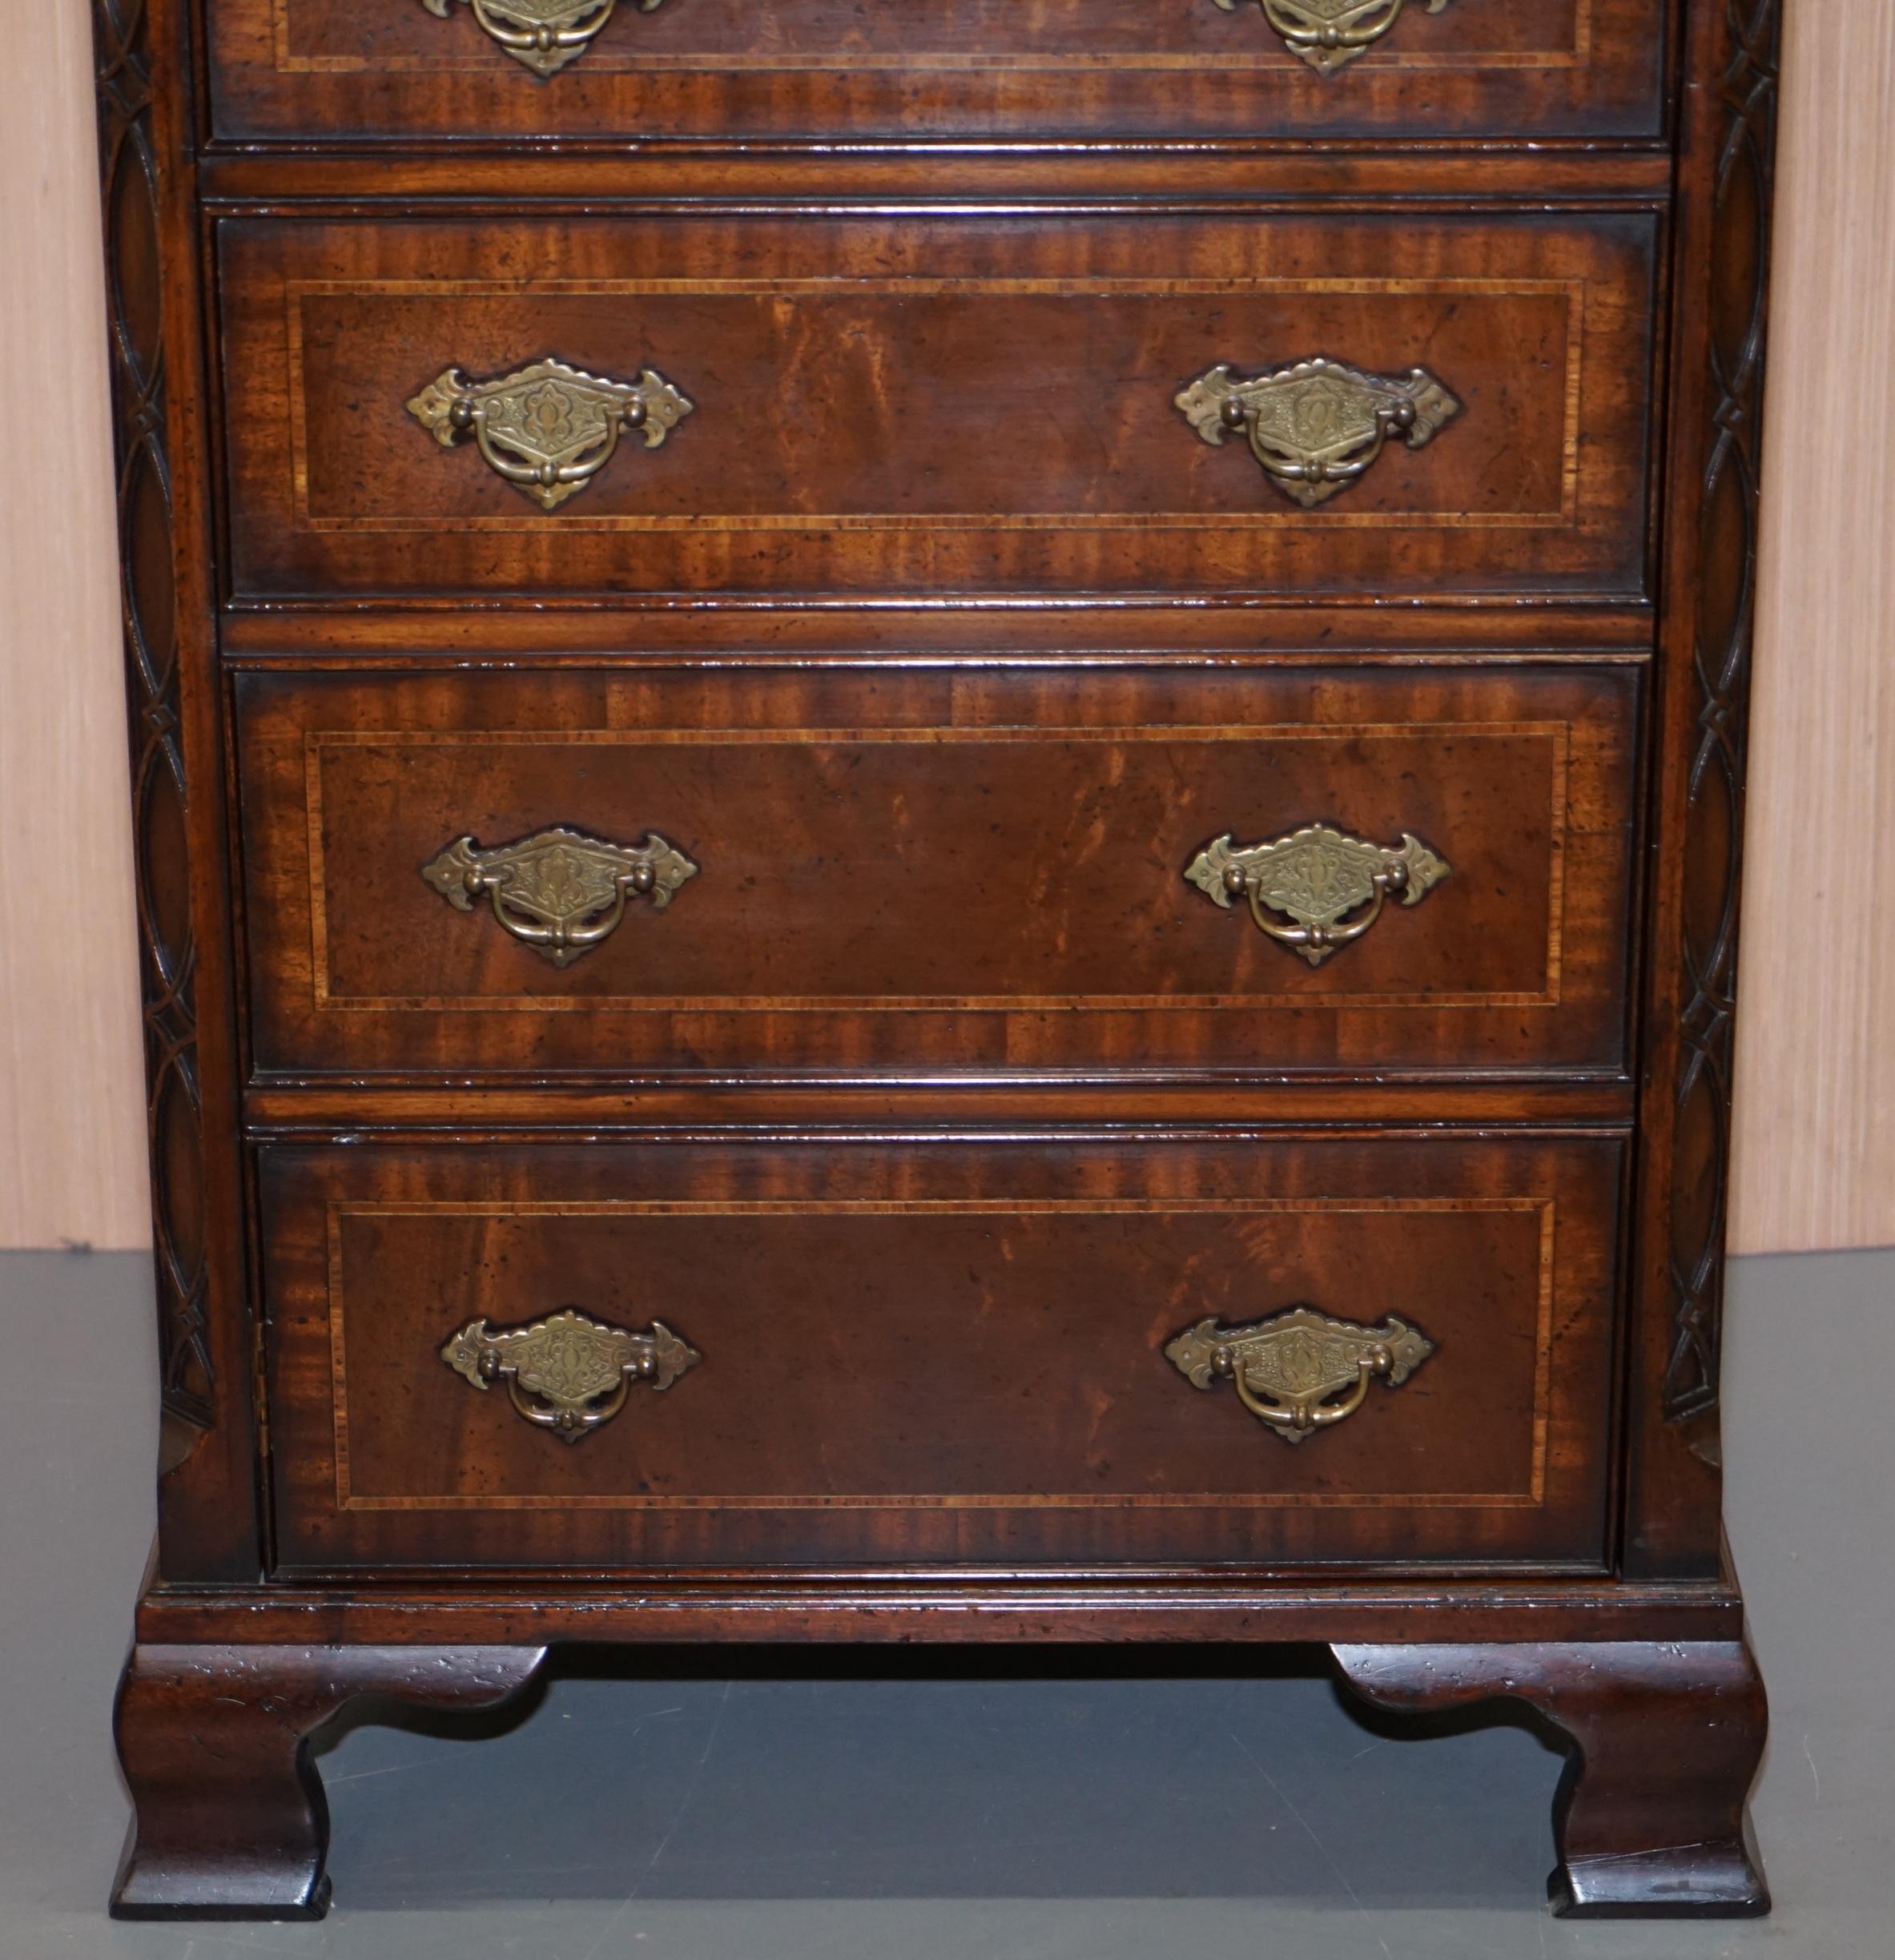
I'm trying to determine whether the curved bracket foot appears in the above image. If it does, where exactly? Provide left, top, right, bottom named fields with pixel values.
left=111, top=1642, right=547, bottom=1920
left=1331, top=1640, right=1769, bottom=1918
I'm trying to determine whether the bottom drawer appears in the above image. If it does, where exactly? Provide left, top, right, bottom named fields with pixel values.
left=259, top=1133, right=1622, bottom=1574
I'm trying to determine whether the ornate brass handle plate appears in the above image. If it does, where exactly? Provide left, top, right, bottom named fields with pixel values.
left=407, top=357, right=693, bottom=510
left=1167, top=1306, right=1434, bottom=1443
left=420, top=826, right=698, bottom=968
left=1176, top=356, right=1459, bottom=509
left=1185, top=822, right=1448, bottom=967
left=442, top=1309, right=699, bottom=1443
left=420, top=0, right=666, bottom=78
left=1211, top=0, right=1453, bottom=75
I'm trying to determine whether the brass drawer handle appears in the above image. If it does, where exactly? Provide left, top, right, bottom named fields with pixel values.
left=1176, top=356, right=1459, bottom=508
left=1185, top=821, right=1447, bottom=967
left=1168, top=1306, right=1434, bottom=1443
left=442, top=1309, right=700, bottom=1443
left=1211, top=0, right=1452, bottom=75
left=421, top=825, right=699, bottom=968
left=420, top=0, right=666, bottom=78
left=407, top=356, right=693, bottom=510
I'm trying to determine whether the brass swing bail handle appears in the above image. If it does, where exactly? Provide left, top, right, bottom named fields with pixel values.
left=420, top=0, right=666, bottom=79
left=1185, top=823, right=1450, bottom=968
left=420, top=826, right=700, bottom=969
left=441, top=1309, right=701, bottom=1446
left=1175, top=356, right=1461, bottom=509
left=1210, top=0, right=1454, bottom=76
left=1166, top=1306, right=1436, bottom=1445
left=407, top=356, right=693, bottom=512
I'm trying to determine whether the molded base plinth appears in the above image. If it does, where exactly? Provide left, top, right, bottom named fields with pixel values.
left=110, top=1632, right=1768, bottom=1920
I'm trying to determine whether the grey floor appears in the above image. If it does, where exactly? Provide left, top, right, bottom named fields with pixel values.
left=2, top=1246, right=1889, bottom=1959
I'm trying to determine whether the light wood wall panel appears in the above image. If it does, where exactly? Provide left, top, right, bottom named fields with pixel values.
left=0, top=2, right=1890, bottom=1251
left=1730, top=0, right=1895, bottom=1253
left=0, top=0, right=149, bottom=1250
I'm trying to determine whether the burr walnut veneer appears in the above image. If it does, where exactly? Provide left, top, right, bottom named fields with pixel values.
left=95, top=0, right=1779, bottom=1923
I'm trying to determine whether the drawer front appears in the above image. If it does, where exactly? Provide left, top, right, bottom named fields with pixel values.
left=260, top=1133, right=1622, bottom=1573
left=209, top=0, right=1668, bottom=145
left=235, top=662, right=1639, bottom=1080
left=219, top=211, right=1657, bottom=602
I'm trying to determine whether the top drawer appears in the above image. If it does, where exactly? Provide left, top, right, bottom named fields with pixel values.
left=207, top=1, right=1670, bottom=146
left=218, top=207, right=1657, bottom=605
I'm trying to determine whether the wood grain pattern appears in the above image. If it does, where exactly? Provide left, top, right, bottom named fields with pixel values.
left=131, top=1573, right=1749, bottom=1649
left=195, top=147, right=1679, bottom=203
left=225, top=602, right=1660, bottom=656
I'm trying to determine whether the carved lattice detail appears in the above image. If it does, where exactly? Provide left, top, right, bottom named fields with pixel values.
left=94, top=0, right=212, bottom=1430
left=1664, top=1, right=1780, bottom=1423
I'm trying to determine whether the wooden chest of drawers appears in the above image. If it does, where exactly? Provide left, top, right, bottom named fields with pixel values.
left=95, top=0, right=1780, bottom=1923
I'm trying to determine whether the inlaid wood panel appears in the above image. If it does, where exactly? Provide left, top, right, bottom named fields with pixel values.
left=235, top=662, right=1639, bottom=1081
left=206, top=0, right=1668, bottom=146
left=217, top=211, right=1658, bottom=603
left=258, top=1132, right=1623, bottom=1572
